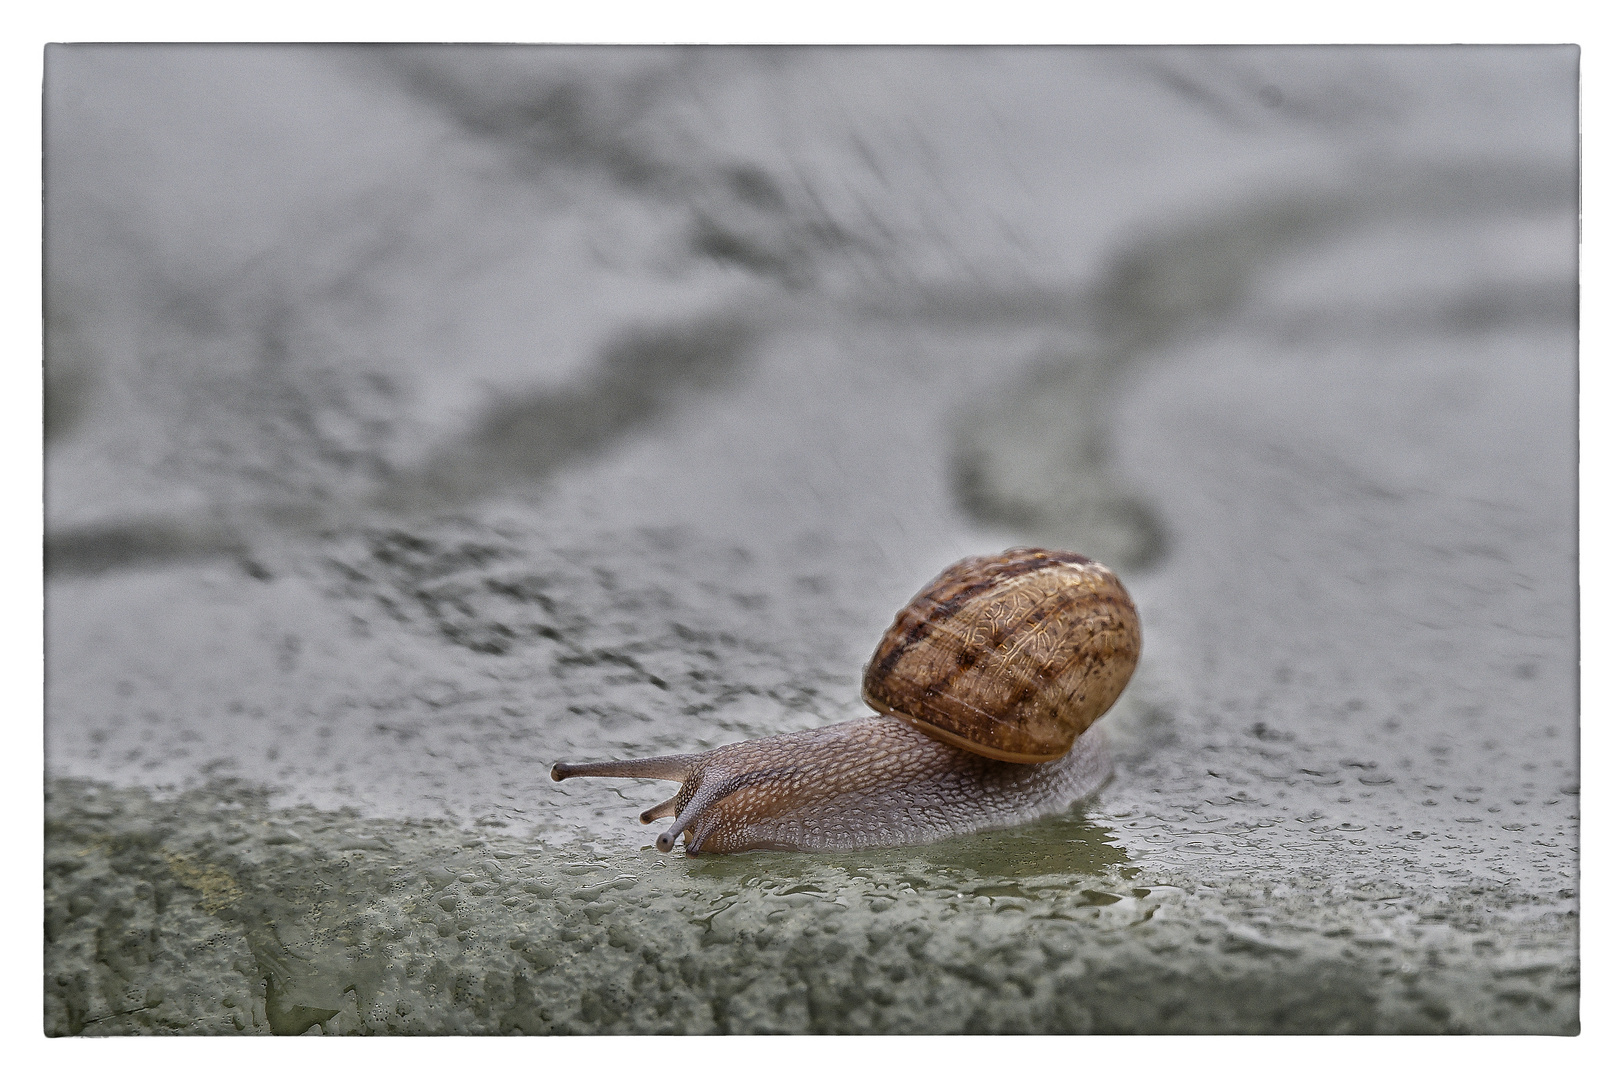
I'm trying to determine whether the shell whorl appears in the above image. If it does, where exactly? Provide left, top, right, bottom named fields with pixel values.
left=861, top=547, right=1141, bottom=763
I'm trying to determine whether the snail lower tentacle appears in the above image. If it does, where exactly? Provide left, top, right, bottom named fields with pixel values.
left=551, top=715, right=1112, bottom=855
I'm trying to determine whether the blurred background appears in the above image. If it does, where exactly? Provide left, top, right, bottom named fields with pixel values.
left=43, top=46, right=1579, bottom=1034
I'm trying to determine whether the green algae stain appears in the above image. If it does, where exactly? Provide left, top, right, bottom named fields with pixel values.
left=164, top=852, right=243, bottom=914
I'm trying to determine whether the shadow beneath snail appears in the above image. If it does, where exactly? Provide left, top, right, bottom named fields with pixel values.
left=679, top=804, right=1132, bottom=887
left=890, top=806, right=1132, bottom=880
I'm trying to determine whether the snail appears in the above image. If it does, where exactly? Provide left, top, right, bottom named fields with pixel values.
left=552, top=547, right=1140, bottom=854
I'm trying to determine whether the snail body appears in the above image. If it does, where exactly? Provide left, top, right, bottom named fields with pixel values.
left=552, top=548, right=1140, bottom=854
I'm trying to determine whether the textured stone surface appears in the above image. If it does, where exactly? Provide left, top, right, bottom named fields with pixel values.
left=44, top=46, right=1577, bottom=1034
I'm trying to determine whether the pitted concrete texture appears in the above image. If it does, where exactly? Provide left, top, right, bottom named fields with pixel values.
left=45, top=777, right=1573, bottom=1035
left=45, top=46, right=1577, bottom=1034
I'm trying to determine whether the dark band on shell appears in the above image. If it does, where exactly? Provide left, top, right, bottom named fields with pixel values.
left=861, top=547, right=1140, bottom=763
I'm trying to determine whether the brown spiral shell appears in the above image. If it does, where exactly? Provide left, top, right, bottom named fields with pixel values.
left=861, top=547, right=1141, bottom=763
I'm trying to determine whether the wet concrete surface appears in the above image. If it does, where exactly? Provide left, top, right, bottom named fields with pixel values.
left=44, top=45, right=1577, bottom=1033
